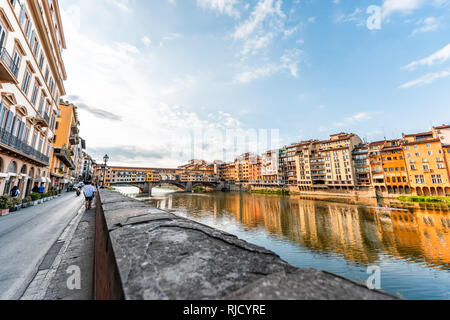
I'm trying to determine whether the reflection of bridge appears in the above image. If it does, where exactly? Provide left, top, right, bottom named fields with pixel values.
left=111, top=180, right=229, bottom=193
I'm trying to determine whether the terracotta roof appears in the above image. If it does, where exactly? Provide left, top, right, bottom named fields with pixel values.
left=403, top=131, right=433, bottom=137
left=403, top=138, right=441, bottom=146
left=434, top=124, right=450, bottom=130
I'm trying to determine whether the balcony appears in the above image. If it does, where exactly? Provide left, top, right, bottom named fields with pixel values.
left=71, top=125, right=79, bottom=135
left=0, top=128, right=49, bottom=165
left=0, top=48, right=19, bottom=84
left=34, top=111, right=50, bottom=127
left=53, top=147, right=75, bottom=169
left=69, top=133, right=79, bottom=145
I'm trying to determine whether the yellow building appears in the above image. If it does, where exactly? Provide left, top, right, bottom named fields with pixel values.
left=49, top=102, right=78, bottom=190
left=402, top=130, right=450, bottom=196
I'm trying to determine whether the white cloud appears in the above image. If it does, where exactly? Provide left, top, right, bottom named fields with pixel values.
left=382, top=0, right=424, bottom=18
left=411, top=16, right=441, bottom=36
left=141, top=36, right=152, bottom=47
left=196, top=0, right=240, bottom=17
left=105, top=0, right=132, bottom=13
left=240, top=33, right=274, bottom=56
left=234, top=49, right=302, bottom=83
left=404, top=44, right=450, bottom=70
left=234, top=0, right=284, bottom=40
left=335, top=8, right=364, bottom=26
left=400, top=70, right=450, bottom=88
left=333, top=112, right=375, bottom=127
left=234, top=64, right=279, bottom=83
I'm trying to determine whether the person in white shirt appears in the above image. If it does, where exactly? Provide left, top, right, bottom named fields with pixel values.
left=83, top=182, right=97, bottom=210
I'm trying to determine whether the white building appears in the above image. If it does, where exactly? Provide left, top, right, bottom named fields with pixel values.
left=0, top=0, right=67, bottom=197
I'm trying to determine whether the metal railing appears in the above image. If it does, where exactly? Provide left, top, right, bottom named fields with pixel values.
left=36, top=111, right=50, bottom=125
left=0, top=47, right=19, bottom=78
left=0, top=128, right=49, bottom=164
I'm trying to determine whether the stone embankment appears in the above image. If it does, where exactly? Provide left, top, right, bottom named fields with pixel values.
left=95, top=190, right=397, bottom=300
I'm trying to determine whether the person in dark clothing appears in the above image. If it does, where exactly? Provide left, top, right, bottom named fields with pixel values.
left=32, top=185, right=39, bottom=193
left=10, top=186, right=20, bottom=198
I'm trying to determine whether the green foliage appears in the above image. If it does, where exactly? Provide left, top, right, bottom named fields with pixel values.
left=250, top=189, right=290, bottom=196
left=192, top=186, right=206, bottom=192
left=24, top=196, right=32, bottom=204
left=397, top=196, right=450, bottom=204
left=0, top=195, right=14, bottom=209
left=31, top=193, right=41, bottom=201
left=12, top=197, right=22, bottom=206
left=107, top=187, right=115, bottom=191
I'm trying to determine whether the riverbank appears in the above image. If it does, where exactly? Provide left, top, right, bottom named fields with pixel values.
left=397, top=196, right=450, bottom=205
left=250, top=189, right=290, bottom=196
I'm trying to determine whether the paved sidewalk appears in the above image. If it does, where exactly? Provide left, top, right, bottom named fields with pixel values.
left=21, top=204, right=96, bottom=300
left=0, top=193, right=84, bottom=300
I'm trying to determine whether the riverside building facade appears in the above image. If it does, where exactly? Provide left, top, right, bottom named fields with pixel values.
left=0, top=0, right=66, bottom=197
left=96, top=125, right=450, bottom=198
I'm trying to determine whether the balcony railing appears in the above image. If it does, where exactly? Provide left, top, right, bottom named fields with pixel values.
left=54, top=147, right=75, bottom=169
left=35, top=111, right=50, bottom=127
left=0, top=47, right=19, bottom=83
left=0, top=128, right=49, bottom=165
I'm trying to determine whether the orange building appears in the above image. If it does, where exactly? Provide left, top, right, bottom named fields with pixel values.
left=380, top=141, right=410, bottom=194
left=249, top=155, right=262, bottom=185
left=219, top=162, right=236, bottom=183
left=235, top=153, right=254, bottom=183
left=49, top=102, right=78, bottom=190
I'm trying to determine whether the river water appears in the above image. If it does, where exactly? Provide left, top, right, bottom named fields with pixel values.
left=116, top=187, right=450, bottom=300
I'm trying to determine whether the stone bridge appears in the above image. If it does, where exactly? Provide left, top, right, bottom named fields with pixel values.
left=111, top=180, right=229, bottom=193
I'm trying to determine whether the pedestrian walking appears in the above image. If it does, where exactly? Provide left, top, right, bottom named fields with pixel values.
left=83, top=181, right=98, bottom=210
left=10, top=186, right=20, bottom=198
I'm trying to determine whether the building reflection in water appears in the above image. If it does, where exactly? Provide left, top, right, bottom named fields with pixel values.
left=149, top=192, right=450, bottom=271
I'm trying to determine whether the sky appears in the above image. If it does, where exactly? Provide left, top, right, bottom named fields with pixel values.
left=59, top=0, right=450, bottom=167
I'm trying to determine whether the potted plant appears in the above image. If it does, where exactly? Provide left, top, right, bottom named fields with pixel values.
left=22, top=196, right=32, bottom=208
left=0, top=195, right=13, bottom=216
left=12, top=197, right=22, bottom=212
left=31, top=193, right=41, bottom=206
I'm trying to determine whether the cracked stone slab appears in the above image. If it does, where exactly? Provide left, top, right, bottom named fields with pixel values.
left=99, top=190, right=398, bottom=300
left=104, top=207, right=179, bottom=231
left=223, top=269, right=396, bottom=300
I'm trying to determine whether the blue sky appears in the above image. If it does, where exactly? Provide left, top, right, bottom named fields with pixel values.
left=59, top=0, right=450, bottom=167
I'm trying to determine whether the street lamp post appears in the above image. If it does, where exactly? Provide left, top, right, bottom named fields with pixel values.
left=102, top=154, right=109, bottom=189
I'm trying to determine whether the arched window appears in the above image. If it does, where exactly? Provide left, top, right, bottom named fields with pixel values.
left=7, top=161, right=17, bottom=174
